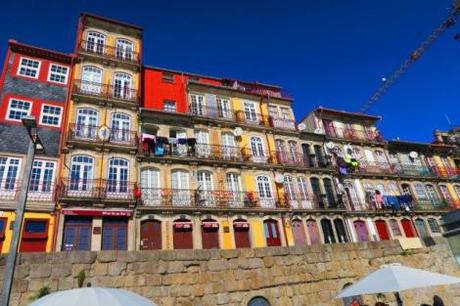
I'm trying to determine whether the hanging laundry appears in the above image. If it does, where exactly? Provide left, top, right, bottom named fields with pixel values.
left=375, top=190, right=384, bottom=209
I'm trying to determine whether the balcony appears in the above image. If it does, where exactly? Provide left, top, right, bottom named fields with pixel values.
left=68, top=124, right=137, bottom=150
left=413, top=199, right=450, bottom=211
left=324, top=127, right=384, bottom=142
left=59, top=179, right=136, bottom=202
left=188, top=104, right=235, bottom=121
left=432, top=166, right=460, bottom=179
left=269, top=116, right=297, bottom=131
left=356, top=161, right=396, bottom=175
left=73, top=80, right=139, bottom=105
left=140, top=188, right=279, bottom=209
left=79, top=40, right=140, bottom=64
left=284, top=193, right=340, bottom=210
left=394, top=164, right=435, bottom=177
left=276, top=151, right=310, bottom=168
left=0, top=179, right=55, bottom=202
left=235, top=110, right=268, bottom=126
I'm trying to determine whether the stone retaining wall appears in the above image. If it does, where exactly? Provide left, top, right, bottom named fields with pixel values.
left=2, top=239, right=460, bottom=306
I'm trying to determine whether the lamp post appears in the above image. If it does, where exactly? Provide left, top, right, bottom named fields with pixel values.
left=1, top=116, right=44, bottom=306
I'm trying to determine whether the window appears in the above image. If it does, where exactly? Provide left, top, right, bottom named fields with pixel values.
left=29, top=160, right=55, bottom=192
left=226, top=173, right=241, bottom=193
left=17, top=57, right=40, bottom=78
left=163, top=100, right=176, bottom=112
left=161, top=72, right=174, bottom=83
left=24, top=220, right=47, bottom=233
left=257, top=176, right=272, bottom=199
left=250, top=137, right=265, bottom=158
left=115, top=38, right=134, bottom=61
left=111, top=112, right=131, bottom=142
left=81, top=66, right=103, bottom=94
left=40, top=105, right=62, bottom=126
left=86, top=31, right=106, bottom=54
left=297, top=177, right=309, bottom=200
left=140, top=168, right=161, bottom=205
left=284, top=176, right=295, bottom=201
left=75, top=108, right=98, bottom=139
left=113, top=72, right=132, bottom=99
left=425, top=184, right=440, bottom=204
left=190, top=94, right=205, bottom=116
left=70, top=156, right=94, bottom=191
left=0, top=157, right=20, bottom=190
left=48, top=64, right=69, bottom=84
left=428, top=218, right=441, bottom=233
left=197, top=171, right=213, bottom=191
left=389, top=219, right=402, bottom=236
left=216, top=97, right=231, bottom=119
left=107, top=158, right=129, bottom=193
left=243, top=102, right=258, bottom=122
left=455, top=185, right=460, bottom=199
left=6, top=99, right=31, bottom=121
left=280, top=107, right=291, bottom=119
left=414, top=183, right=428, bottom=199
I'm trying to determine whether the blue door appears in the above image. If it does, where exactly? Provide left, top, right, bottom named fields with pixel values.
left=102, top=219, right=128, bottom=250
left=62, top=218, right=92, bottom=251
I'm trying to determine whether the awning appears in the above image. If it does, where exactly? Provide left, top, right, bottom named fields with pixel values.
left=62, top=209, right=133, bottom=217
left=202, top=221, right=219, bottom=228
left=173, top=222, right=193, bottom=229
left=233, top=221, right=249, bottom=228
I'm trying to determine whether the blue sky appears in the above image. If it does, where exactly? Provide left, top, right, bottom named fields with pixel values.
left=1, top=0, right=458, bottom=142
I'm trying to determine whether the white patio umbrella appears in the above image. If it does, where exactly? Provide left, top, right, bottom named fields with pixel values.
left=29, top=287, right=156, bottom=306
left=337, top=263, right=460, bottom=299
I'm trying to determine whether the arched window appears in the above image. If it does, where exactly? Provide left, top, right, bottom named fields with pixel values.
left=283, top=175, right=295, bottom=202
left=195, top=130, right=210, bottom=158
left=427, top=218, right=441, bottom=233
left=69, top=156, right=94, bottom=192
left=248, top=296, right=270, bottom=306
left=226, top=173, right=242, bottom=208
left=107, top=158, right=129, bottom=193
left=196, top=171, right=215, bottom=207
left=221, top=132, right=237, bottom=159
left=113, top=72, right=133, bottom=99
left=85, top=31, right=106, bottom=54
left=111, top=112, right=131, bottom=142
left=257, top=176, right=274, bottom=208
left=171, top=170, right=190, bottom=206
left=250, top=136, right=265, bottom=162
left=140, top=168, right=160, bottom=206
left=81, top=65, right=103, bottom=93
left=115, top=38, right=134, bottom=60
left=425, top=184, right=440, bottom=205
left=75, top=108, right=98, bottom=139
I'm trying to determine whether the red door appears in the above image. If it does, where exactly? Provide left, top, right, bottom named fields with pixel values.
left=401, top=219, right=416, bottom=238
left=141, top=220, right=162, bottom=250
left=353, top=221, right=369, bottom=242
left=233, top=221, right=251, bottom=248
left=375, top=220, right=390, bottom=241
left=264, top=220, right=281, bottom=247
left=306, top=219, right=321, bottom=245
left=292, top=220, right=307, bottom=246
left=201, top=221, right=219, bottom=249
left=20, top=219, right=49, bottom=252
left=173, top=221, right=193, bottom=249
left=0, top=218, right=7, bottom=252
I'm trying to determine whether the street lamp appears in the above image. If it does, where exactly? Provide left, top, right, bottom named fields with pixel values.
left=1, top=116, right=44, bottom=306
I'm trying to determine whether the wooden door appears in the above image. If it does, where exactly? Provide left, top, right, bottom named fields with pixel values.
left=306, top=219, right=321, bottom=245
left=102, top=219, right=128, bottom=250
left=140, top=220, right=162, bottom=250
left=20, top=219, right=49, bottom=252
left=173, top=223, right=193, bottom=249
left=415, top=219, right=429, bottom=238
left=234, top=222, right=251, bottom=248
left=264, top=220, right=281, bottom=246
left=292, top=220, right=307, bottom=246
left=62, top=217, right=92, bottom=251
left=375, top=220, right=390, bottom=241
left=353, top=221, right=369, bottom=242
left=201, top=226, right=219, bottom=249
left=401, top=219, right=416, bottom=238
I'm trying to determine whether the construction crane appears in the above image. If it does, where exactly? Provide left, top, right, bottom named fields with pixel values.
left=359, top=0, right=460, bottom=113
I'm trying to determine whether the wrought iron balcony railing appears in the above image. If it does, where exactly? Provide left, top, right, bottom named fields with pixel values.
left=284, top=192, right=338, bottom=210
left=59, top=178, right=136, bottom=201
left=269, top=116, right=297, bottom=130
left=356, top=161, right=396, bottom=175
left=432, top=166, right=460, bottom=179
left=188, top=104, right=235, bottom=121
left=324, top=126, right=384, bottom=142
left=0, top=179, right=56, bottom=202
left=79, top=40, right=140, bottom=63
left=393, top=164, right=436, bottom=177
left=413, top=199, right=450, bottom=211
left=73, top=80, right=139, bottom=103
left=235, top=110, right=269, bottom=126
left=68, top=124, right=138, bottom=147
left=275, top=151, right=310, bottom=167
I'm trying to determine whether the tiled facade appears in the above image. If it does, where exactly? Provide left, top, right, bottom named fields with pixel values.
left=0, top=13, right=458, bottom=254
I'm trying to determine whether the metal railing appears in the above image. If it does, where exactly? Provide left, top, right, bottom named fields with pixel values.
left=235, top=110, right=269, bottom=126
left=413, top=199, right=449, bottom=211
left=269, top=116, right=297, bottom=130
left=0, top=179, right=56, bottom=202
left=284, top=193, right=334, bottom=210
left=59, top=178, right=136, bottom=200
left=432, top=166, right=460, bottom=178
left=68, top=124, right=137, bottom=147
left=393, top=164, right=435, bottom=177
left=324, top=126, right=384, bottom=142
left=275, top=151, right=310, bottom=167
left=79, top=40, right=140, bottom=63
left=73, top=80, right=139, bottom=103
left=188, top=104, right=235, bottom=121
left=356, top=161, right=396, bottom=175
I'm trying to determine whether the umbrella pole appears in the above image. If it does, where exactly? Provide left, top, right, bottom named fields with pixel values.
left=395, top=292, right=403, bottom=306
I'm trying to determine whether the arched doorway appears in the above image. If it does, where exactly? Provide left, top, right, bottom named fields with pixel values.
left=306, top=219, right=321, bottom=245
left=173, top=218, right=193, bottom=249
left=263, top=219, right=281, bottom=246
left=201, top=219, right=219, bottom=249
left=401, top=218, right=416, bottom=238
left=375, top=219, right=390, bottom=241
left=233, top=219, right=250, bottom=248
left=334, top=219, right=349, bottom=243
left=321, top=219, right=336, bottom=244
left=292, top=219, right=307, bottom=246
left=140, top=219, right=162, bottom=250
left=353, top=220, right=369, bottom=242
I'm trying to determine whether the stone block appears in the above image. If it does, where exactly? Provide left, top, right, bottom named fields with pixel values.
left=207, top=259, right=228, bottom=272
left=14, top=265, right=30, bottom=279
left=167, top=261, right=185, bottom=273
left=58, top=277, right=76, bottom=290
left=69, top=252, right=97, bottom=264
left=108, top=261, right=127, bottom=276
left=221, top=249, right=239, bottom=259
left=97, top=251, right=117, bottom=263
left=29, top=264, right=51, bottom=278
left=51, top=264, right=72, bottom=277
left=92, top=263, right=108, bottom=276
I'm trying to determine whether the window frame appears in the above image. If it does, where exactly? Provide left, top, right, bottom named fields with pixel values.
left=29, top=159, right=56, bottom=193
left=6, top=98, right=32, bottom=122
left=47, top=63, right=69, bottom=84
left=163, top=100, right=177, bottom=112
left=17, top=57, right=41, bottom=79
left=39, top=104, right=63, bottom=127
left=22, top=218, right=49, bottom=239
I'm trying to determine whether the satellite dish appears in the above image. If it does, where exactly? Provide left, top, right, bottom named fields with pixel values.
left=98, top=126, right=110, bottom=141
left=409, top=151, right=418, bottom=159
left=326, top=142, right=335, bottom=150
left=234, top=127, right=243, bottom=137
left=297, top=123, right=307, bottom=131
left=274, top=174, right=285, bottom=184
